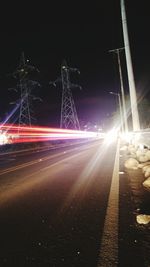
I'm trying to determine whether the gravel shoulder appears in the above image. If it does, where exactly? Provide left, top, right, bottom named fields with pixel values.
left=119, top=143, right=150, bottom=267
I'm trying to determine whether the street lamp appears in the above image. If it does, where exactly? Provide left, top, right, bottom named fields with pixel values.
left=120, top=0, right=140, bottom=131
left=109, top=91, right=124, bottom=133
left=109, top=48, right=128, bottom=133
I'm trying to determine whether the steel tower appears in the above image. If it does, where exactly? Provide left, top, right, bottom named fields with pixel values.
left=12, top=52, right=40, bottom=127
left=50, top=60, right=81, bottom=130
left=60, top=60, right=81, bottom=129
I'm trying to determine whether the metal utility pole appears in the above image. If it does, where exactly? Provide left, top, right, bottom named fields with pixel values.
left=120, top=0, right=140, bottom=131
left=109, top=48, right=128, bottom=133
left=12, top=52, right=40, bottom=127
left=109, top=91, right=124, bottom=133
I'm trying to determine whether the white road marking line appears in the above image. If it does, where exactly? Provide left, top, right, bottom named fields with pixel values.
left=119, top=171, right=124, bottom=174
left=97, top=140, right=120, bottom=267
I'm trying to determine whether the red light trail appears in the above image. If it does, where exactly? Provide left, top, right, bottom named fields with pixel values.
left=0, top=124, right=99, bottom=145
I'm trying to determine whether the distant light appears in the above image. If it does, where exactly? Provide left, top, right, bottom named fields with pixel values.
left=0, top=132, right=9, bottom=145
left=104, top=128, right=118, bottom=144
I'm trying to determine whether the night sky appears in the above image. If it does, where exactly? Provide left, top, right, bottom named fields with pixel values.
left=0, top=0, right=150, bottom=128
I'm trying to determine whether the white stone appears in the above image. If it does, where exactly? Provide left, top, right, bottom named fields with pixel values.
left=142, top=165, right=150, bottom=173
left=145, top=150, right=150, bottom=160
left=136, top=150, right=144, bottom=158
left=124, top=158, right=139, bottom=169
left=138, top=155, right=149, bottom=163
left=128, top=144, right=135, bottom=149
left=143, top=177, right=150, bottom=191
left=145, top=166, right=150, bottom=173
left=130, top=153, right=137, bottom=159
left=128, top=147, right=137, bottom=154
left=144, top=170, right=150, bottom=178
left=136, top=214, right=150, bottom=225
left=138, top=163, right=145, bottom=168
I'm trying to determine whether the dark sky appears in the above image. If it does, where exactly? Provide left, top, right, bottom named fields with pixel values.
left=0, top=0, right=150, bottom=127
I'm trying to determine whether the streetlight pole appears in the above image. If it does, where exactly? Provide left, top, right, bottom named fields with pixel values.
left=109, top=48, right=128, bottom=133
left=120, top=0, right=140, bottom=131
left=109, top=91, right=124, bottom=133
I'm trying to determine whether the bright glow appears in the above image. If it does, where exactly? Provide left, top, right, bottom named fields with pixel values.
left=121, top=132, right=133, bottom=143
left=0, top=132, right=9, bottom=145
left=104, top=128, right=118, bottom=144
left=120, top=131, right=141, bottom=145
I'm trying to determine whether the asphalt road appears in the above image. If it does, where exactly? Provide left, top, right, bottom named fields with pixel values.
left=0, top=139, right=144, bottom=266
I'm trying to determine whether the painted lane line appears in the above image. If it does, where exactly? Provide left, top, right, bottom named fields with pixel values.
left=97, top=139, right=120, bottom=267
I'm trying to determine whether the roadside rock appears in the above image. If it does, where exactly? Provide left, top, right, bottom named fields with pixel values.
left=142, top=165, right=150, bottom=173
left=145, top=150, right=150, bottom=160
left=130, top=153, right=137, bottom=159
left=136, top=150, right=145, bottom=159
left=144, top=171, right=150, bottom=178
left=143, top=177, right=150, bottom=192
left=138, top=163, right=147, bottom=169
left=128, top=145, right=137, bottom=154
left=138, top=155, right=149, bottom=163
left=124, top=158, right=139, bottom=170
left=136, top=214, right=150, bottom=225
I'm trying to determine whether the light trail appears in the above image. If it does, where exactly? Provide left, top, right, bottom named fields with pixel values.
left=0, top=124, right=95, bottom=134
left=0, top=124, right=100, bottom=145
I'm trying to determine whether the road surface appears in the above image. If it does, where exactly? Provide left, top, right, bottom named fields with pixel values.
left=0, top=140, right=143, bottom=266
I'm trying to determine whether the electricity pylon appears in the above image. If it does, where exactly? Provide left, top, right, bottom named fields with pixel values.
left=50, top=60, right=81, bottom=130
left=11, top=52, right=40, bottom=127
left=61, top=60, right=81, bottom=129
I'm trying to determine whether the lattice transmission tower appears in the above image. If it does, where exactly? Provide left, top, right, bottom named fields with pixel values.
left=11, top=52, right=40, bottom=127
left=50, top=60, right=81, bottom=130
